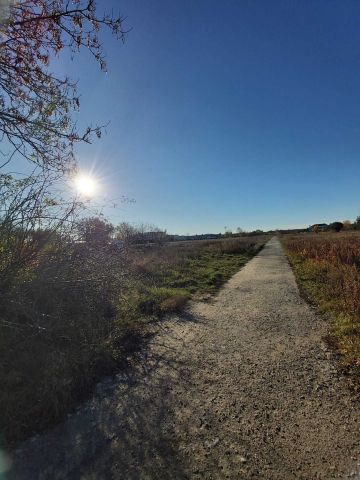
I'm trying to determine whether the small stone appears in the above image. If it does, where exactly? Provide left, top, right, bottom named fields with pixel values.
left=205, top=437, right=220, bottom=448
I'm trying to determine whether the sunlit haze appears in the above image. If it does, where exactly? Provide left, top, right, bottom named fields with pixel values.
left=74, top=174, right=98, bottom=198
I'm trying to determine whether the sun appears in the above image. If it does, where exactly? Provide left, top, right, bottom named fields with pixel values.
left=74, top=174, right=98, bottom=197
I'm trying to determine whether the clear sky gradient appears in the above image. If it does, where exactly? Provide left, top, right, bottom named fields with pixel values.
left=65, top=0, right=360, bottom=234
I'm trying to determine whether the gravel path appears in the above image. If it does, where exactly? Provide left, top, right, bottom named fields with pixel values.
left=7, top=237, right=360, bottom=479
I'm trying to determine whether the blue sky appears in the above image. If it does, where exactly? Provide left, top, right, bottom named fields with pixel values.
left=62, top=0, right=359, bottom=234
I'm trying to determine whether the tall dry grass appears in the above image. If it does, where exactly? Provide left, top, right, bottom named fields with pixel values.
left=283, top=232, right=360, bottom=380
left=0, top=241, right=131, bottom=447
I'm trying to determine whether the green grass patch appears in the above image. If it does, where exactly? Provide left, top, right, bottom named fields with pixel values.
left=160, top=252, right=251, bottom=295
left=117, top=250, right=258, bottom=325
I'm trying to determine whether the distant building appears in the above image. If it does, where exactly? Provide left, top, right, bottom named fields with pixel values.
left=308, top=223, right=328, bottom=232
left=170, top=233, right=220, bottom=242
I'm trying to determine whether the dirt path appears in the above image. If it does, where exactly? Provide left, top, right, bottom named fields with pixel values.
left=7, top=238, right=360, bottom=479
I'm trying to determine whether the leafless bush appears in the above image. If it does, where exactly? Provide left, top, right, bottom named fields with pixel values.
left=0, top=233, right=131, bottom=445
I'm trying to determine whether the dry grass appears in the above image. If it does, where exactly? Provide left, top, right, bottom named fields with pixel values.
left=283, top=232, right=360, bottom=384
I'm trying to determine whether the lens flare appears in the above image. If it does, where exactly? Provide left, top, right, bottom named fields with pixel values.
left=74, top=174, right=97, bottom=197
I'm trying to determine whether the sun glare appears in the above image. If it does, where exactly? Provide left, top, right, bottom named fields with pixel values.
left=75, top=174, right=98, bottom=197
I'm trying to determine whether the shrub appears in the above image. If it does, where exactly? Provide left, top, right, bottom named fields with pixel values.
left=0, top=240, right=130, bottom=446
left=329, top=221, right=344, bottom=232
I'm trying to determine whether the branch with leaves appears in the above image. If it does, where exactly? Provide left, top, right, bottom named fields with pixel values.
left=0, top=0, right=127, bottom=172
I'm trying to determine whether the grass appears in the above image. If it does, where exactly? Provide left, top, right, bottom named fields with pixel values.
left=1, top=235, right=265, bottom=448
left=282, top=231, right=360, bottom=387
left=116, top=238, right=266, bottom=326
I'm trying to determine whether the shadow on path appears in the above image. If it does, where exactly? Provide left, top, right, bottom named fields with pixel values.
left=7, top=314, right=201, bottom=480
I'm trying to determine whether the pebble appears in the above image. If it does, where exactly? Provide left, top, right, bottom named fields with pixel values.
left=205, top=437, right=220, bottom=448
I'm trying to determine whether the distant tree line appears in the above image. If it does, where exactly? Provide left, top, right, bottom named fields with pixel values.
left=309, top=217, right=360, bottom=233
left=77, top=218, right=167, bottom=246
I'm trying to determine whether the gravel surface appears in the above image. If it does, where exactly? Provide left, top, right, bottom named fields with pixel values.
left=7, top=237, right=360, bottom=479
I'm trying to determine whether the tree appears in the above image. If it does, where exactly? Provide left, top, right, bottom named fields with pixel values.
left=342, top=220, right=352, bottom=230
left=0, top=1, right=126, bottom=282
left=116, top=222, right=167, bottom=245
left=0, top=171, right=78, bottom=287
left=224, top=226, right=232, bottom=237
left=354, top=216, right=360, bottom=230
left=0, top=0, right=126, bottom=174
left=329, top=221, right=343, bottom=232
left=77, top=217, right=114, bottom=245
left=115, top=222, right=138, bottom=245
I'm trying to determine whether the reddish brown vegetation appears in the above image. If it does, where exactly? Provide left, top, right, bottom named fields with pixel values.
left=284, top=232, right=360, bottom=381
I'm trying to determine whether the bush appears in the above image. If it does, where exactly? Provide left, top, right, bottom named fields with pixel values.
left=0, top=240, right=130, bottom=446
left=329, top=221, right=344, bottom=232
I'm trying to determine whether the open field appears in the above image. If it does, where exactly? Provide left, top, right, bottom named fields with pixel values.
left=0, top=235, right=265, bottom=447
left=282, top=231, right=360, bottom=386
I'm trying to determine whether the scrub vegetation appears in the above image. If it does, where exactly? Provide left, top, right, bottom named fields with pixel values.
left=0, top=226, right=265, bottom=447
left=283, top=232, right=360, bottom=386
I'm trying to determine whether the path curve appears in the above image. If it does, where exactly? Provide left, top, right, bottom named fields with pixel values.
left=7, top=237, right=360, bottom=479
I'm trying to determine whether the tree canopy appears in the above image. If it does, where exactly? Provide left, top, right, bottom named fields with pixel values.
left=0, top=1, right=127, bottom=281
left=0, top=0, right=126, bottom=174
